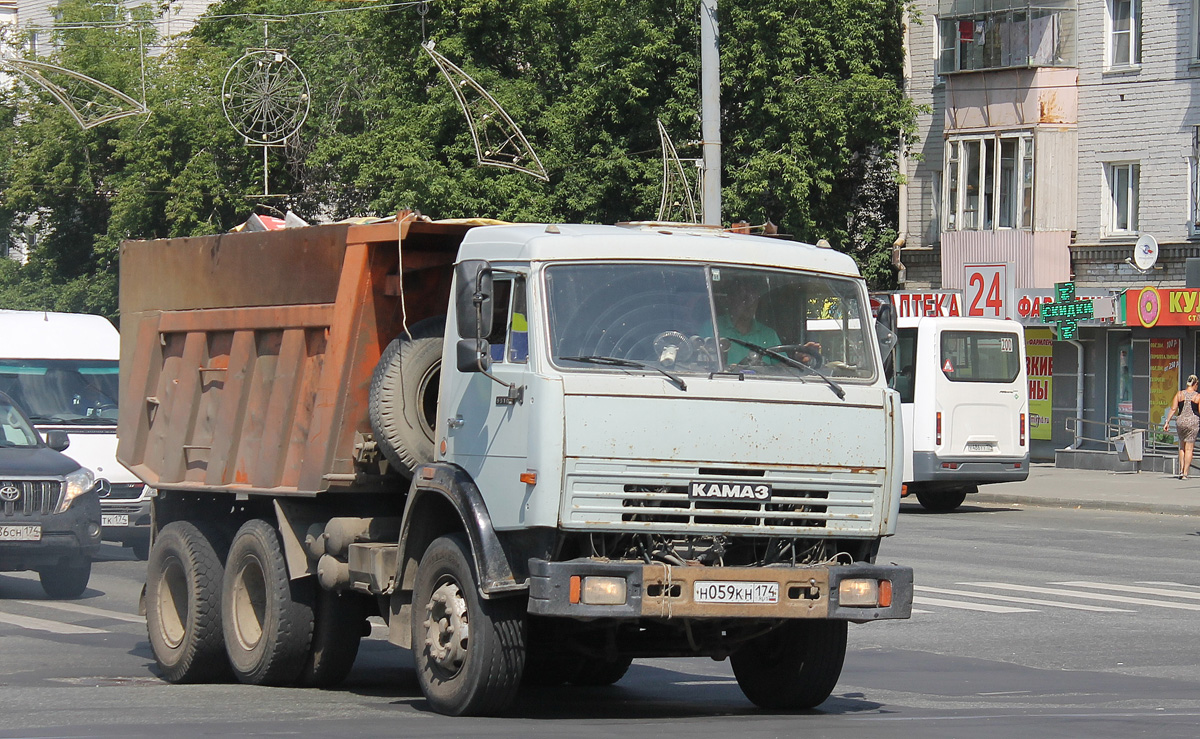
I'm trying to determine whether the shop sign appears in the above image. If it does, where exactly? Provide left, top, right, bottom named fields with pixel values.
left=1015, top=288, right=1116, bottom=327
left=964, top=264, right=1008, bottom=318
left=1149, top=338, right=1181, bottom=435
left=884, top=291, right=963, bottom=318
left=1124, top=287, right=1200, bottom=327
left=1025, top=328, right=1053, bottom=441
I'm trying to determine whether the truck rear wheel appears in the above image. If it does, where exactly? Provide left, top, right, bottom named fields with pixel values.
left=38, top=558, right=91, bottom=599
left=299, top=589, right=367, bottom=688
left=412, top=534, right=525, bottom=716
left=915, top=487, right=970, bottom=512
left=221, top=519, right=315, bottom=686
left=146, top=521, right=229, bottom=683
left=730, top=620, right=847, bottom=710
left=369, top=335, right=443, bottom=476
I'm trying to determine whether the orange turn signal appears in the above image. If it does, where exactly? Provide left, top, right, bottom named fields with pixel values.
left=879, top=580, right=893, bottom=608
left=520, top=471, right=538, bottom=485
left=569, top=575, right=581, bottom=604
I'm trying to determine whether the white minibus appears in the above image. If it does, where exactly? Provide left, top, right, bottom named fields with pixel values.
left=0, top=310, right=151, bottom=556
left=892, top=316, right=1030, bottom=511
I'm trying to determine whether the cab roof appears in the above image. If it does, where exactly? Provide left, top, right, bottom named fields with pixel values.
left=455, top=223, right=863, bottom=278
left=0, top=310, right=119, bottom=360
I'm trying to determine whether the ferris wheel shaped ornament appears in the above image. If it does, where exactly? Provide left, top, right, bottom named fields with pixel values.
left=222, top=47, right=311, bottom=197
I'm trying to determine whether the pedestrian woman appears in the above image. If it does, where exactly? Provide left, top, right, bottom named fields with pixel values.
left=1164, top=374, right=1200, bottom=479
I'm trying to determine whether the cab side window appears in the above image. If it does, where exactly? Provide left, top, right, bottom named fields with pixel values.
left=487, top=279, right=514, bottom=362
left=508, top=277, right=528, bottom=363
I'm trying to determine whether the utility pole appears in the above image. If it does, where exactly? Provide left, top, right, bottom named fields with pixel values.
left=700, top=0, right=721, bottom=226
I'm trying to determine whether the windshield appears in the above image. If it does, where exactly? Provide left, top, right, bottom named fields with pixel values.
left=545, top=263, right=876, bottom=381
left=0, top=360, right=120, bottom=424
left=0, top=396, right=41, bottom=448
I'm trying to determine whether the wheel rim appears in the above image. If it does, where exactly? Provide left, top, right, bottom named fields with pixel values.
left=230, top=555, right=268, bottom=650
left=156, top=555, right=188, bottom=649
left=423, top=577, right=469, bottom=677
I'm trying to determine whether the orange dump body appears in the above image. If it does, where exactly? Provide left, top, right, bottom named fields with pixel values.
left=117, top=219, right=476, bottom=496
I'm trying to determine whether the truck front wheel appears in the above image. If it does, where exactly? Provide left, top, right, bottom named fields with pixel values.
left=412, top=534, right=525, bottom=716
left=221, top=519, right=315, bottom=686
left=145, top=521, right=229, bottom=682
left=730, top=620, right=847, bottom=710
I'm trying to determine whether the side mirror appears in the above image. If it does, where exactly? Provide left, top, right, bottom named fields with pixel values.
left=455, top=260, right=494, bottom=340
left=45, top=430, right=70, bottom=452
left=875, top=302, right=898, bottom=380
left=456, top=338, right=492, bottom=374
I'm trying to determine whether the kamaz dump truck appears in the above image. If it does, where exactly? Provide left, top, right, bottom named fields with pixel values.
left=118, top=215, right=913, bottom=716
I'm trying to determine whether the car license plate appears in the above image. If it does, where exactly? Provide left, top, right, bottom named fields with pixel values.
left=102, top=514, right=130, bottom=527
left=0, top=524, right=42, bottom=542
left=967, top=443, right=993, bottom=452
left=693, top=581, right=779, bottom=605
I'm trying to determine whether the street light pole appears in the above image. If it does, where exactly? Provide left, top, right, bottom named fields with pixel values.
left=700, top=0, right=721, bottom=226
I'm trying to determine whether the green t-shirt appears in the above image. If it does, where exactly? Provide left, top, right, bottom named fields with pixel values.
left=713, top=314, right=781, bottom=364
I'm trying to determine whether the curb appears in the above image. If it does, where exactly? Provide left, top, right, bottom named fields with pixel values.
left=967, top=492, right=1200, bottom=517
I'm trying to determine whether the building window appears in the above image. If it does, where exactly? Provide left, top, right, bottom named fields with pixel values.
left=1192, top=129, right=1200, bottom=232
left=1108, top=0, right=1139, bottom=68
left=936, top=3, right=1075, bottom=74
left=1106, top=163, right=1139, bottom=234
left=943, top=133, right=1034, bottom=232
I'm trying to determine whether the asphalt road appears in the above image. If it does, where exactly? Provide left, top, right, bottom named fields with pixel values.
left=2, top=502, right=1199, bottom=738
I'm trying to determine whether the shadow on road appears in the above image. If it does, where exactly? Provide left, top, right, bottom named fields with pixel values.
left=899, top=503, right=1021, bottom=515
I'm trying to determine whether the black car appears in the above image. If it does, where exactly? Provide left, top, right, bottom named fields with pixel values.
left=0, top=391, right=104, bottom=599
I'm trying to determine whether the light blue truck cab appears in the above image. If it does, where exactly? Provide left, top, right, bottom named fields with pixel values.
left=430, top=223, right=913, bottom=710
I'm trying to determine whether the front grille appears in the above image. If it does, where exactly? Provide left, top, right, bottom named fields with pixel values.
left=0, top=480, right=65, bottom=517
left=563, top=461, right=880, bottom=535
left=104, top=483, right=144, bottom=500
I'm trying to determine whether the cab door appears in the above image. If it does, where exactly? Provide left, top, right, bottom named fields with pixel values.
left=439, top=274, right=531, bottom=524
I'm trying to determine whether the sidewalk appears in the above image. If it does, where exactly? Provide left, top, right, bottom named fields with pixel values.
left=966, top=462, right=1200, bottom=516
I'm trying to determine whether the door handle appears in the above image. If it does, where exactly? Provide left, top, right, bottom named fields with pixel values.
left=447, top=416, right=464, bottom=429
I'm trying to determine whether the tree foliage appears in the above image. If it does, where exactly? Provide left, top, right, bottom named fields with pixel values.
left=0, top=0, right=916, bottom=318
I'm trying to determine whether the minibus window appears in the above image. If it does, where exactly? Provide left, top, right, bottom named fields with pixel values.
left=939, top=331, right=1020, bottom=383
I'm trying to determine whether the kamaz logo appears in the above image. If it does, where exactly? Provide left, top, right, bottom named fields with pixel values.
left=0, top=486, right=19, bottom=502
left=688, top=481, right=772, bottom=501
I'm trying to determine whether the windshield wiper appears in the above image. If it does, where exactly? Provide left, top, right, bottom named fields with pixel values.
left=726, top=338, right=846, bottom=400
left=560, top=355, right=687, bottom=391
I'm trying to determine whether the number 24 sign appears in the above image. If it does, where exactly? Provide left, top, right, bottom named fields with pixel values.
left=964, top=264, right=1008, bottom=319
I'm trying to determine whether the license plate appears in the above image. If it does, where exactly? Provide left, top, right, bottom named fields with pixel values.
left=102, top=514, right=130, bottom=527
left=694, top=581, right=779, bottom=604
left=966, top=443, right=993, bottom=452
left=0, top=524, right=42, bottom=542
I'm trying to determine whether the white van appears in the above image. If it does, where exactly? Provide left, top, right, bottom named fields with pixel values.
left=0, top=310, right=150, bottom=556
left=891, top=316, right=1030, bottom=511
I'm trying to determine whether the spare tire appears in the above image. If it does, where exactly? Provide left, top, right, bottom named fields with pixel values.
left=369, top=334, right=443, bottom=476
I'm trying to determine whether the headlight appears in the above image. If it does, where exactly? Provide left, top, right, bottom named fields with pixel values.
left=57, top=467, right=96, bottom=513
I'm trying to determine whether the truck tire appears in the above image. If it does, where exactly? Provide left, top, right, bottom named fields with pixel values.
left=567, top=656, right=633, bottom=686
left=145, top=521, right=229, bottom=683
left=299, top=589, right=367, bottom=688
left=915, top=487, right=970, bottom=512
left=730, top=620, right=847, bottom=710
left=369, top=335, right=443, bottom=476
left=221, top=519, right=315, bottom=686
left=412, top=534, right=525, bottom=716
left=38, top=558, right=91, bottom=599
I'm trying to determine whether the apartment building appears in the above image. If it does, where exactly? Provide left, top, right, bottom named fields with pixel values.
left=15, top=0, right=213, bottom=56
left=900, top=0, right=1200, bottom=459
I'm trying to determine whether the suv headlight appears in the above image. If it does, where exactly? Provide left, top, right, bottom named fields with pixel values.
left=58, top=467, right=96, bottom=513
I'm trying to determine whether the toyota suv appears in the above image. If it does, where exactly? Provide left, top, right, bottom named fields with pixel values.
left=0, top=391, right=103, bottom=599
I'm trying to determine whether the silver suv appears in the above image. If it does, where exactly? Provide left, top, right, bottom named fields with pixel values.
left=0, top=391, right=103, bottom=598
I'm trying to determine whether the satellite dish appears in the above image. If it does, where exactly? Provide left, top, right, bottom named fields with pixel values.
left=1133, top=233, right=1159, bottom=271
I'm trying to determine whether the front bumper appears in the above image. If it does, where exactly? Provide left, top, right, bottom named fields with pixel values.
left=911, top=452, right=1029, bottom=484
left=0, top=493, right=102, bottom=571
left=527, top=558, right=913, bottom=622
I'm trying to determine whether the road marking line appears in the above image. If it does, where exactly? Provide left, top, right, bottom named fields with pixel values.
left=911, top=608, right=934, bottom=614
left=16, top=600, right=143, bottom=623
left=912, top=596, right=1036, bottom=613
left=1053, top=581, right=1200, bottom=601
left=962, top=582, right=1200, bottom=611
left=1137, top=580, right=1200, bottom=590
left=0, top=611, right=107, bottom=635
left=915, top=586, right=1132, bottom=612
